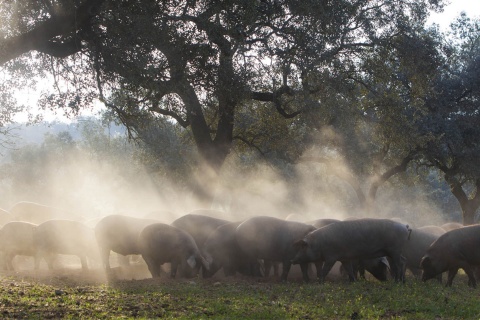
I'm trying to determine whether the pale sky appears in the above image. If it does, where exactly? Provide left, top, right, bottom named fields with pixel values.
left=11, top=0, right=480, bottom=123
left=427, top=0, right=480, bottom=30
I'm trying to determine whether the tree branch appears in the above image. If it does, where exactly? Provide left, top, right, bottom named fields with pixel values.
left=368, top=151, right=416, bottom=201
left=0, top=0, right=105, bottom=65
left=250, top=86, right=302, bottom=119
left=148, top=105, right=189, bottom=128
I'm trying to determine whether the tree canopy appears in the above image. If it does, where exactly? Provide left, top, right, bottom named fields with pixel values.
left=5, top=0, right=480, bottom=223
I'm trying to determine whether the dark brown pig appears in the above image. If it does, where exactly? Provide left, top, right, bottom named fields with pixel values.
left=421, top=225, right=480, bottom=287
left=138, top=223, right=209, bottom=278
left=171, top=214, right=231, bottom=248
left=308, top=218, right=389, bottom=281
left=94, top=215, right=160, bottom=270
left=0, top=221, right=39, bottom=270
left=349, top=257, right=390, bottom=282
left=34, top=220, right=99, bottom=270
left=404, top=227, right=444, bottom=279
left=171, top=213, right=230, bottom=277
left=235, top=216, right=316, bottom=282
left=202, top=221, right=262, bottom=278
left=292, top=218, right=411, bottom=283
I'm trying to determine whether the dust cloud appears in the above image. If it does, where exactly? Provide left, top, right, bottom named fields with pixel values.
left=0, top=121, right=461, bottom=281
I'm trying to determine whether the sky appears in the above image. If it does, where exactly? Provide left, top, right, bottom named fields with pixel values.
left=10, top=0, right=480, bottom=123
left=427, top=0, right=480, bottom=30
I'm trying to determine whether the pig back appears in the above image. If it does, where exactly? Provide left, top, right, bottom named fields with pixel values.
left=426, top=225, right=480, bottom=264
left=94, top=215, right=160, bottom=255
left=404, top=227, right=443, bottom=272
left=171, top=214, right=230, bottom=248
left=307, top=218, right=410, bottom=259
left=0, top=208, right=13, bottom=226
left=139, top=223, right=199, bottom=261
left=0, top=221, right=37, bottom=255
left=236, top=216, right=316, bottom=261
left=35, top=220, right=95, bottom=256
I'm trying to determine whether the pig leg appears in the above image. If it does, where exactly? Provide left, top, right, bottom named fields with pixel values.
left=300, top=262, right=310, bottom=283
left=319, top=259, right=336, bottom=283
left=264, top=260, right=273, bottom=277
left=273, top=262, right=279, bottom=277
left=341, top=261, right=356, bottom=282
left=143, top=255, right=160, bottom=278
left=356, top=261, right=366, bottom=279
left=314, top=261, right=323, bottom=280
left=99, top=247, right=111, bottom=270
left=389, top=253, right=404, bottom=282
left=280, top=260, right=291, bottom=282
left=171, top=260, right=179, bottom=278
left=463, top=266, right=477, bottom=288
left=33, top=255, right=40, bottom=270
left=79, top=255, right=88, bottom=270
left=45, top=254, right=55, bottom=270
left=446, top=268, right=458, bottom=287
left=5, top=253, right=14, bottom=271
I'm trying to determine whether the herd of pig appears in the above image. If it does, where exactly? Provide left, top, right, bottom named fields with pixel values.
left=0, top=201, right=479, bottom=288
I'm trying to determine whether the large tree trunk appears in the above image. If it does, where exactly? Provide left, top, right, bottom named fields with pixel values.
left=445, top=176, right=480, bottom=225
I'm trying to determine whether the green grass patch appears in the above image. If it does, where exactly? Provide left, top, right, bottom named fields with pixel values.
left=0, top=272, right=480, bottom=319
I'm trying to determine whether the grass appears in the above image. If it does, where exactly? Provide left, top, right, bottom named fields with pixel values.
left=0, top=269, right=480, bottom=319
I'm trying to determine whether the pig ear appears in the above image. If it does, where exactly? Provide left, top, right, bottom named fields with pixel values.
left=379, top=256, right=390, bottom=270
left=420, top=256, right=430, bottom=268
left=204, top=253, right=213, bottom=266
left=187, top=255, right=197, bottom=269
left=293, top=239, right=308, bottom=249
left=199, top=254, right=211, bottom=271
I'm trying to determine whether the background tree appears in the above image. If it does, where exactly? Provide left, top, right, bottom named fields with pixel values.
left=11, top=0, right=439, bottom=199
left=295, top=25, right=442, bottom=215
left=3, top=0, right=461, bottom=212
left=419, top=15, right=480, bottom=224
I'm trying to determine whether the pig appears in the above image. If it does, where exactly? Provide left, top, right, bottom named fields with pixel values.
left=0, top=208, right=13, bottom=226
left=0, top=221, right=39, bottom=271
left=418, top=225, right=447, bottom=237
left=308, top=218, right=389, bottom=281
left=235, top=216, right=316, bottom=282
left=9, top=201, right=83, bottom=223
left=34, top=220, right=99, bottom=270
left=292, top=218, right=411, bottom=283
left=94, top=215, right=160, bottom=270
left=171, top=214, right=231, bottom=247
left=143, top=210, right=175, bottom=222
left=202, top=221, right=262, bottom=278
left=421, top=225, right=480, bottom=287
left=404, top=227, right=445, bottom=279
left=285, top=213, right=306, bottom=222
left=171, top=213, right=230, bottom=277
left=138, top=223, right=209, bottom=278
left=440, top=222, right=463, bottom=232
left=349, top=257, right=390, bottom=282
left=307, top=218, right=340, bottom=229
